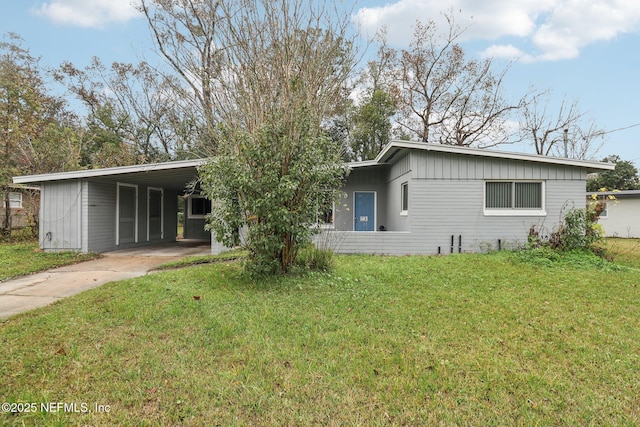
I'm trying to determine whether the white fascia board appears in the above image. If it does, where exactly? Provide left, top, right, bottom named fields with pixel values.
left=348, top=160, right=381, bottom=169
left=372, top=140, right=614, bottom=171
left=13, top=159, right=207, bottom=184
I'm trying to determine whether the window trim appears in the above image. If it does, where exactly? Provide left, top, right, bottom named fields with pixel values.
left=187, top=194, right=212, bottom=219
left=400, top=182, right=409, bottom=216
left=3, top=192, right=23, bottom=209
left=484, top=180, right=546, bottom=217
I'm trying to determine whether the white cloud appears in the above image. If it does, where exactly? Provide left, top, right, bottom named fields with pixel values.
left=33, top=0, right=141, bottom=28
left=480, top=44, right=532, bottom=62
left=354, top=0, right=640, bottom=62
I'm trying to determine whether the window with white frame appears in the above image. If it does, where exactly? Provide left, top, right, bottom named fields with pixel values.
left=2, top=192, right=22, bottom=209
left=187, top=195, right=212, bottom=219
left=400, top=182, right=408, bottom=215
left=484, top=181, right=545, bottom=216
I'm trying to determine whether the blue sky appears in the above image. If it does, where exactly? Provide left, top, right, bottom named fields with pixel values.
left=2, top=0, right=639, bottom=166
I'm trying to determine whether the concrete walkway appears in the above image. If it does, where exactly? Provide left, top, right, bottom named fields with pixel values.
left=0, top=240, right=210, bottom=320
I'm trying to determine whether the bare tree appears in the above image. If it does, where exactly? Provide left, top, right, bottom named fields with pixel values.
left=139, top=0, right=223, bottom=150
left=140, top=0, right=360, bottom=274
left=56, top=58, right=201, bottom=163
left=562, top=121, right=605, bottom=160
left=384, top=14, right=520, bottom=147
left=519, top=90, right=603, bottom=159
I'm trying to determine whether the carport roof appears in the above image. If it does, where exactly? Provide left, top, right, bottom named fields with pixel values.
left=13, top=159, right=207, bottom=191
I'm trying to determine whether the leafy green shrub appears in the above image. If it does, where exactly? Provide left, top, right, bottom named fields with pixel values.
left=529, top=204, right=604, bottom=253
left=199, top=116, right=346, bottom=277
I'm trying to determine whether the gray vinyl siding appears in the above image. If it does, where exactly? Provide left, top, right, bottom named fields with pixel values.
left=385, top=154, right=411, bottom=232
left=163, top=190, right=179, bottom=241
left=183, top=218, right=210, bottom=239
left=329, top=150, right=590, bottom=255
left=86, top=181, right=117, bottom=253
left=335, top=165, right=388, bottom=231
left=86, top=180, right=179, bottom=253
left=40, top=181, right=82, bottom=251
left=412, top=151, right=586, bottom=181
left=81, top=180, right=89, bottom=252
left=183, top=197, right=211, bottom=240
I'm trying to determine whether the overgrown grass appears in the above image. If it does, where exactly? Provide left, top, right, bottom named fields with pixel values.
left=0, top=227, right=38, bottom=243
left=605, top=238, right=640, bottom=269
left=1, top=250, right=639, bottom=425
left=0, top=242, right=99, bottom=281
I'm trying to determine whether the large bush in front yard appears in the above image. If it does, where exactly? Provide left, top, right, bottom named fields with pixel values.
left=199, top=119, right=346, bottom=277
left=530, top=197, right=607, bottom=253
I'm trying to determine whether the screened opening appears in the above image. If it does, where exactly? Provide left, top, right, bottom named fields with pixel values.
left=486, top=182, right=543, bottom=210
left=515, top=182, right=542, bottom=209
left=485, top=182, right=512, bottom=208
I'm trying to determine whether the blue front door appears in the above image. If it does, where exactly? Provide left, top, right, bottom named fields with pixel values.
left=354, top=192, right=375, bottom=231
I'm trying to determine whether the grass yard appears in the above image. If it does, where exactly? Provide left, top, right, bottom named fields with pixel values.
left=605, top=238, right=640, bottom=269
left=0, top=248, right=639, bottom=425
left=0, top=242, right=98, bottom=281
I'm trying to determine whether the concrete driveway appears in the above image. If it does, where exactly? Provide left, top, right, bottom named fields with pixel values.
left=0, top=240, right=210, bottom=320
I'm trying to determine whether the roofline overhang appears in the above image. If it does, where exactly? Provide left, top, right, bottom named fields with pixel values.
left=13, top=141, right=615, bottom=184
left=13, top=158, right=207, bottom=184
left=587, top=190, right=640, bottom=196
left=348, top=160, right=383, bottom=169
left=357, top=140, right=616, bottom=172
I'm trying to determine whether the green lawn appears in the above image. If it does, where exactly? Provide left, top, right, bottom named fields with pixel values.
left=1, top=247, right=639, bottom=425
left=0, top=242, right=98, bottom=281
left=605, top=238, right=640, bottom=269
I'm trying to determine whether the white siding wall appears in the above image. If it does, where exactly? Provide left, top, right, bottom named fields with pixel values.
left=598, top=196, right=640, bottom=238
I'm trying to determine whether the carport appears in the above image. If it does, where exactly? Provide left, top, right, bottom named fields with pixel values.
left=13, top=159, right=212, bottom=253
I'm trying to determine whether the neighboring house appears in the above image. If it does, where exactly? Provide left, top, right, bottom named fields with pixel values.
left=14, top=141, right=614, bottom=254
left=1, top=185, right=40, bottom=230
left=587, top=190, right=640, bottom=238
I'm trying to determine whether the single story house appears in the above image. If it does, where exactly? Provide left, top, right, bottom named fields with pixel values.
left=322, top=141, right=614, bottom=254
left=587, top=190, right=640, bottom=238
left=14, top=141, right=614, bottom=255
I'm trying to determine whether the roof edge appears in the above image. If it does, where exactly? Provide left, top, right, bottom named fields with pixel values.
left=13, top=158, right=207, bottom=184
left=587, top=190, right=640, bottom=196
left=369, top=140, right=615, bottom=171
